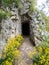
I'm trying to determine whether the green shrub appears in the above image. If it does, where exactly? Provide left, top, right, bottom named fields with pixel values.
left=0, top=9, right=11, bottom=22
left=2, top=0, right=14, bottom=6
left=0, top=9, right=6, bottom=20
left=0, top=35, right=23, bottom=65
left=32, top=42, right=49, bottom=65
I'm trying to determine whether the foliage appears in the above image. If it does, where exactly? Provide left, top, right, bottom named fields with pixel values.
left=39, top=11, right=49, bottom=32
left=2, top=0, right=36, bottom=10
left=0, top=9, right=6, bottom=20
left=32, top=41, right=49, bottom=65
left=2, top=0, right=23, bottom=8
left=0, top=35, right=23, bottom=65
left=0, top=0, right=23, bottom=20
left=0, top=9, right=11, bottom=22
left=2, top=0, right=37, bottom=10
left=28, top=0, right=37, bottom=12
left=2, top=0, right=14, bottom=5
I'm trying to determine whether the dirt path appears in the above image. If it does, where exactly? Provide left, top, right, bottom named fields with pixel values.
left=14, top=37, right=34, bottom=65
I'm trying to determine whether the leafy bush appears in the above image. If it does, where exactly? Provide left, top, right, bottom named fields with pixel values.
left=0, top=35, right=23, bottom=65
left=0, top=9, right=11, bottom=22
left=0, top=9, right=6, bottom=20
left=32, top=42, right=49, bottom=65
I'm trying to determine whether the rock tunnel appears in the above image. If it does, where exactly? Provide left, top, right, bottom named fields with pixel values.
left=21, top=21, right=30, bottom=37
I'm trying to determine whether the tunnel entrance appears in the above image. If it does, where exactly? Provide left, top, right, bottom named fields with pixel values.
left=22, top=21, right=30, bottom=36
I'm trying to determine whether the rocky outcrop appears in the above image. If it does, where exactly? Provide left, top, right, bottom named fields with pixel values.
left=0, top=8, right=21, bottom=53
left=20, top=0, right=30, bottom=15
left=28, top=11, right=46, bottom=46
left=0, top=0, right=47, bottom=53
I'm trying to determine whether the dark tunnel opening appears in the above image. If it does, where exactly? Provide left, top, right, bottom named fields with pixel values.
left=22, top=21, right=30, bottom=37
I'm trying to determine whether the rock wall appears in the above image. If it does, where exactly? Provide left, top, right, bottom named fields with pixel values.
left=28, top=12, right=46, bottom=46
left=0, top=8, right=21, bottom=53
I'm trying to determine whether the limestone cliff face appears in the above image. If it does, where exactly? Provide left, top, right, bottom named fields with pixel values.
left=0, top=0, right=47, bottom=53
left=0, top=8, right=21, bottom=53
